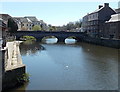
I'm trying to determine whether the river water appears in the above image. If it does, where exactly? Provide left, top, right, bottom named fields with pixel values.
left=12, top=38, right=118, bottom=91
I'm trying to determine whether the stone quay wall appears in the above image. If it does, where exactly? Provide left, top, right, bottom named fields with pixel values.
left=1, top=41, right=26, bottom=91
left=82, top=36, right=120, bottom=49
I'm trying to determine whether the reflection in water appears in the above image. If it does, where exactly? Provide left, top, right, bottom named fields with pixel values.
left=20, top=41, right=45, bottom=56
left=16, top=39, right=118, bottom=90
left=7, top=82, right=29, bottom=92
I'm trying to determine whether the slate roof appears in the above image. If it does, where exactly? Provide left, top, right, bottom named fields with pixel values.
left=0, top=18, right=7, bottom=28
left=89, top=7, right=104, bottom=14
left=107, top=14, right=120, bottom=22
left=13, top=17, right=32, bottom=23
left=24, top=16, right=38, bottom=22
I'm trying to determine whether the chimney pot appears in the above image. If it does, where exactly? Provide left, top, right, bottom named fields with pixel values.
left=104, top=3, right=109, bottom=7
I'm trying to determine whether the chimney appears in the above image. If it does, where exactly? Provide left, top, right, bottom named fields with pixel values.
left=99, top=5, right=103, bottom=9
left=104, top=3, right=109, bottom=7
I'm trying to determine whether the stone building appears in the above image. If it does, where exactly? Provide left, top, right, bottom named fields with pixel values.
left=115, top=8, right=120, bottom=14
left=13, top=17, right=33, bottom=31
left=0, top=14, right=18, bottom=47
left=0, top=18, right=7, bottom=48
left=104, top=13, right=120, bottom=39
left=13, top=16, right=48, bottom=31
left=0, top=14, right=12, bottom=48
left=81, top=3, right=116, bottom=38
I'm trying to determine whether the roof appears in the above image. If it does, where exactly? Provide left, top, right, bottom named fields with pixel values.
left=24, top=16, right=38, bottom=22
left=0, top=14, right=12, bottom=21
left=0, top=18, right=7, bottom=28
left=13, top=17, right=32, bottom=23
left=26, top=18, right=32, bottom=22
left=106, top=13, right=120, bottom=22
left=90, top=7, right=104, bottom=14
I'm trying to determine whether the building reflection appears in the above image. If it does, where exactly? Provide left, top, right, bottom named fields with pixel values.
left=20, top=41, right=45, bottom=56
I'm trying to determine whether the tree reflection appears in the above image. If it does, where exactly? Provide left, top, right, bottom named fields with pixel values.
left=20, top=41, right=45, bottom=56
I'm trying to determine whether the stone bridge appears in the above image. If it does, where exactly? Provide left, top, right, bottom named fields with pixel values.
left=15, top=31, right=86, bottom=42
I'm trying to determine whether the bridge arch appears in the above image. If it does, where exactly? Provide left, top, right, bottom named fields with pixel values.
left=19, top=35, right=37, bottom=41
left=41, top=36, right=58, bottom=43
left=65, top=36, right=78, bottom=40
left=65, top=36, right=78, bottom=44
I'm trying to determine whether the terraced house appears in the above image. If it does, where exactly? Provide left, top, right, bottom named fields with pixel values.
left=82, top=3, right=116, bottom=38
left=104, top=9, right=120, bottom=39
left=13, top=16, right=48, bottom=31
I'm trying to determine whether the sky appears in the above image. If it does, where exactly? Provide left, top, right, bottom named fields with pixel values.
left=0, top=1, right=119, bottom=26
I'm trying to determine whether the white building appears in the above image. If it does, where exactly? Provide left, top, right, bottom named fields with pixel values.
left=14, top=16, right=48, bottom=31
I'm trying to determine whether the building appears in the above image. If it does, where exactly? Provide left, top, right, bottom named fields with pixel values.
left=13, top=16, right=48, bottom=31
left=115, top=8, right=120, bottom=14
left=104, top=13, right=120, bottom=39
left=0, top=14, right=18, bottom=47
left=13, top=17, right=33, bottom=31
left=0, top=14, right=12, bottom=25
left=0, top=17, right=8, bottom=48
left=81, top=3, right=116, bottom=38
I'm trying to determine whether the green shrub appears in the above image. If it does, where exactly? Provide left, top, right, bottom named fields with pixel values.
left=17, top=73, right=30, bottom=83
left=22, top=36, right=36, bottom=41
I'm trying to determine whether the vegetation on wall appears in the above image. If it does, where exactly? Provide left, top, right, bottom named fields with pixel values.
left=17, top=73, right=30, bottom=84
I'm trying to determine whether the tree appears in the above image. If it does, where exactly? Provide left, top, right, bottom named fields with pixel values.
left=32, top=25, right=41, bottom=31
left=8, top=18, right=18, bottom=33
left=49, top=26, right=57, bottom=31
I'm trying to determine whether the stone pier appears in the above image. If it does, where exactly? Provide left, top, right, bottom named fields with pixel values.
left=1, top=41, right=26, bottom=91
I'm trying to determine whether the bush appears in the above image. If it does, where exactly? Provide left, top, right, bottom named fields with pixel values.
left=22, top=36, right=36, bottom=41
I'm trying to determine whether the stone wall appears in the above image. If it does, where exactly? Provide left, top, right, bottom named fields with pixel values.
left=2, top=65, right=25, bottom=91
left=83, top=36, right=120, bottom=49
left=1, top=41, right=26, bottom=91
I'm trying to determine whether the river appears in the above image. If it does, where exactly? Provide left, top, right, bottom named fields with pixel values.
left=11, top=38, right=118, bottom=91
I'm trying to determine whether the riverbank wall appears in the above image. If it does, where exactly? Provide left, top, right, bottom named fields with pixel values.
left=82, top=36, right=120, bottom=49
left=2, top=65, right=25, bottom=91
left=1, top=41, right=26, bottom=91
